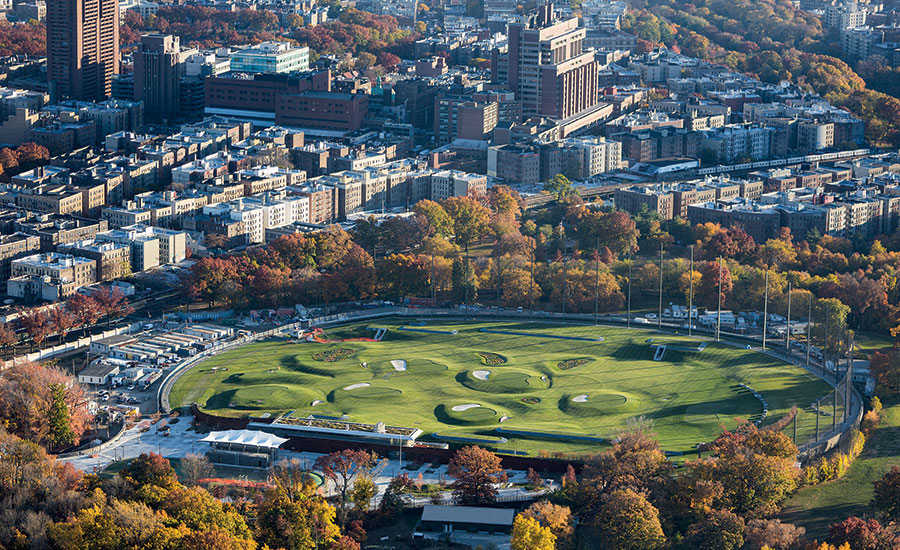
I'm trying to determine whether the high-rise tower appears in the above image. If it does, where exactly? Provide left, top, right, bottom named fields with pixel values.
left=47, top=0, right=119, bottom=101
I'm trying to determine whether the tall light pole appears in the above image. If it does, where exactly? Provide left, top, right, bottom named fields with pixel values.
left=785, top=282, right=792, bottom=351
left=627, top=257, right=632, bottom=329
left=528, top=246, right=535, bottom=321
left=495, top=252, right=501, bottom=319
left=430, top=253, right=435, bottom=316
left=562, top=256, right=568, bottom=316
left=657, top=241, right=663, bottom=333
left=716, top=258, right=722, bottom=342
left=806, top=295, right=812, bottom=368
left=594, top=237, right=600, bottom=325
left=688, top=245, right=694, bottom=337
left=762, top=271, right=768, bottom=351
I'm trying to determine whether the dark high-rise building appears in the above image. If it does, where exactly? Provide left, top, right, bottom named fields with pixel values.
left=47, top=0, right=119, bottom=101
left=505, top=3, right=599, bottom=120
left=134, top=34, right=182, bottom=122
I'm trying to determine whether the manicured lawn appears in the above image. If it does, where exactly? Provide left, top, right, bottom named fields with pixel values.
left=781, top=399, right=900, bottom=539
left=170, top=319, right=830, bottom=457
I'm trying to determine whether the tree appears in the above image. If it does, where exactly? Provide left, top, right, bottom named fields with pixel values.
left=447, top=446, right=508, bottom=505
left=0, top=324, right=18, bottom=358
left=47, top=383, right=77, bottom=451
left=682, top=509, right=745, bottom=550
left=92, top=286, right=134, bottom=327
left=442, top=196, right=491, bottom=249
left=66, top=293, right=101, bottom=336
left=17, top=308, right=49, bottom=351
left=48, top=305, right=77, bottom=345
left=697, top=261, right=733, bottom=309
left=829, top=516, right=899, bottom=550
left=520, top=501, right=573, bottom=546
left=354, top=52, right=376, bottom=69
left=256, top=476, right=341, bottom=550
left=180, top=453, right=214, bottom=486
left=162, top=486, right=254, bottom=540
left=544, top=173, right=574, bottom=199
left=511, top=514, right=556, bottom=550
left=121, top=452, right=179, bottom=491
left=592, top=489, right=666, bottom=550
left=414, top=200, right=453, bottom=237
left=313, top=450, right=379, bottom=528
left=873, top=465, right=900, bottom=522
left=451, top=256, right=478, bottom=303
left=744, top=519, right=805, bottom=550
left=0, top=362, right=90, bottom=449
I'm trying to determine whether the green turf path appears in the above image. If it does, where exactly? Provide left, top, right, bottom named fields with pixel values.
left=169, top=320, right=830, bottom=456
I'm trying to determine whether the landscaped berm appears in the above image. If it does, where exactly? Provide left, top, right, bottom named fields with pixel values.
left=169, top=320, right=830, bottom=456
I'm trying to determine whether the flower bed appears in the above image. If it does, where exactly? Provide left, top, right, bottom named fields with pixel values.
left=558, top=358, right=589, bottom=370
left=521, top=396, right=542, bottom=405
left=312, top=348, right=357, bottom=362
left=476, top=352, right=507, bottom=366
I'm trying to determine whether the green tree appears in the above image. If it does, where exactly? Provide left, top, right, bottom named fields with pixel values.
left=682, top=509, right=745, bottom=550
left=414, top=200, right=453, bottom=237
left=451, top=256, right=478, bottom=304
left=442, top=196, right=491, bottom=249
left=544, top=173, right=574, bottom=199
left=47, top=383, right=76, bottom=450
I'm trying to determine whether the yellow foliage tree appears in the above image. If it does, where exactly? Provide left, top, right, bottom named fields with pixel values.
left=511, top=515, right=556, bottom=550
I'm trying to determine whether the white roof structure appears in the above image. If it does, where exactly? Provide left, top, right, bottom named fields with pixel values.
left=420, top=505, right=516, bottom=526
left=200, top=429, right=288, bottom=449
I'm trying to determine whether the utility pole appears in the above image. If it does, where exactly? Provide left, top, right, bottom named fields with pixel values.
left=688, top=245, right=694, bottom=337
left=495, top=252, right=501, bottom=319
left=464, top=246, right=470, bottom=319
left=430, top=253, right=435, bottom=316
left=846, top=333, right=853, bottom=423
left=824, top=306, right=830, bottom=378
left=762, top=271, right=768, bottom=351
left=562, top=257, right=568, bottom=316
left=716, top=258, right=723, bottom=342
left=658, top=241, right=663, bottom=333
left=594, top=237, right=600, bottom=325
left=786, top=282, right=792, bottom=351
left=815, top=399, right=820, bottom=442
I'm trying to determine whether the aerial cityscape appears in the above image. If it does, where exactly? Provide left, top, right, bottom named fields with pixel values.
left=0, top=0, right=899, bottom=547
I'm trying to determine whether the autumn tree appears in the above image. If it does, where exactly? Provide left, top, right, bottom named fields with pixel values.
left=414, top=199, right=453, bottom=237
left=442, top=196, right=491, bottom=249
left=313, top=450, right=379, bottom=528
left=697, top=260, right=733, bottom=309
left=0, top=362, right=89, bottom=449
left=17, top=307, right=49, bottom=351
left=256, top=475, right=341, bottom=550
left=447, top=446, right=508, bottom=505
left=873, top=465, right=900, bottom=522
left=743, top=519, right=806, bottom=550
left=591, top=488, right=666, bottom=550
left=65, top=292, right=101, bottom=336
left=520, top=500, right=573, bottom=547
left=829, top=516, right=899, bottom=550
left=0, top=324, right=18, bottom=358
left=93, top=286, right=135, bottom=327
left=511, top=514, right=556, bottom=550
left=49, top=305, right=77, bottom=345
left=682, top=509, right=745, bottom=550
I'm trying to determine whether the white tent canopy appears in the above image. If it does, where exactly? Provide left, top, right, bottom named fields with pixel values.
left=200, top=429, right=288, bottom=449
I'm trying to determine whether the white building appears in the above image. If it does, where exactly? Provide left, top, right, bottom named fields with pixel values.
left=230, top=42, right=310, bottom=74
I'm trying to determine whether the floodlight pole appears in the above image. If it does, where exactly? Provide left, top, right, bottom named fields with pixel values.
left=786, top=282, right=792, bottom=351
left=464, top=246, right=470, bottom=320
left=528, top=247, right=535, bottom=321
left=762, top=271, right=768, bottom=351
left=594, top=237, right=600, bottom=325
left=657, top=241, right=663, bottom=333
left=562, top=257, right=568, bottom=316
left=431, top=253, right=435, bottom=316
left=806, top=295, right=812, bottom=368
left=496, top=252, right=501, bottom=319
left=688, top=245, right=694, bottom=337
left=627, top=257, right=632, bottom=329
left=824, top=306, right=830, bottom=379
left=716, top=258, right=722, bottom=342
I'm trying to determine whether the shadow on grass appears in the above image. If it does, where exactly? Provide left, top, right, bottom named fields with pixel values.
left=280, top=355, right=335, bottom=377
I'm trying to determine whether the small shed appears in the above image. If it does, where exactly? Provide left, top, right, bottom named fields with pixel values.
left=418, top=505, right=515, bottom=536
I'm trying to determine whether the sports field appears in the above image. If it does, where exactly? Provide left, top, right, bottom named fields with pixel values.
left=169, top=320, right=831, bottom=456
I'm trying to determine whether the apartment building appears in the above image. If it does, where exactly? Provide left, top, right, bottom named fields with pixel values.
left=8, top=253, right=97, bottom=300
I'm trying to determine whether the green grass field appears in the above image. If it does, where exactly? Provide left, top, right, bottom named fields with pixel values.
left=169, top=320, right=831, bottom=456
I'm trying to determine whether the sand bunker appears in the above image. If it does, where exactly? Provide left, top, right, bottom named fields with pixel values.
left=473, top=370, right=491, bottom=380
left=452, top=403, right=481, bottom=412
left=311, top=400, right=324, bottom=406
left=499, top=415, right=510, bottom=423
left=391, top=360, right=407, bottom=371
left=572, top=394, right=589, bottom=402
left=344, top=382, right=372, bottom=391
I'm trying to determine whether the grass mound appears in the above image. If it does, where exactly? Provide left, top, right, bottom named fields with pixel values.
left=313, top=348, right=358, bottom=362
left=476, top=352, right=507, bottom=366
left=206, top=385, right=319, bottom=411
left=435, top=404, right=498, bottom=425
left=330, top=386, right=402, bottom=402
left=560, top=391, right=640, bottom=416
left=459, top=369, right=547, bottom=394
